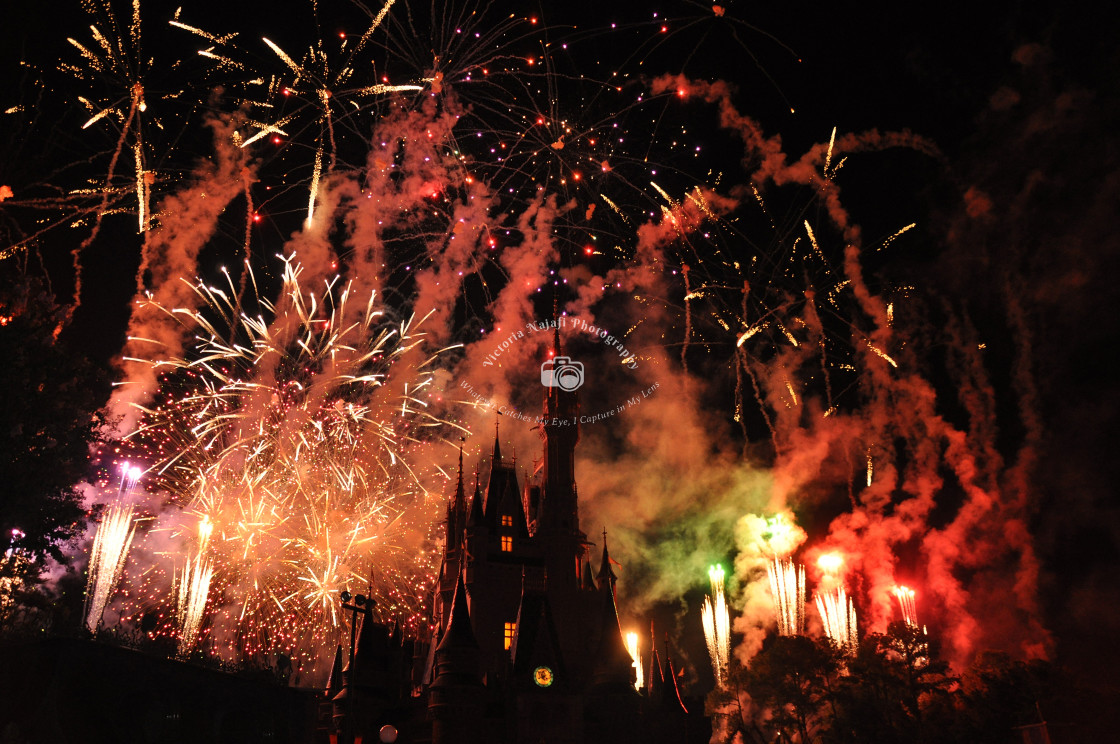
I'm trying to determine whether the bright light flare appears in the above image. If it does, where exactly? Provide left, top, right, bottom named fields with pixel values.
left=817, top=552, right=844, bottom=576
left=625, top=631, right=644, bottom=691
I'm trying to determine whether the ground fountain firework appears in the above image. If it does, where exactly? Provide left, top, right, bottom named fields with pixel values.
left=815, top=587, right=857, bottom=653
left=767, top=557, right=805, bottom=637
left=701, top=564, right=732, bottom=686
left=82, top=463, right=143, bottom=632
left=893, top=585, right=918, bottom=628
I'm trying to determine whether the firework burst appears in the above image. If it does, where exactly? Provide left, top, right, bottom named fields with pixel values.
left=175, top=553, right=214, bottom=654
left=121, top=255, right=461, bottom=669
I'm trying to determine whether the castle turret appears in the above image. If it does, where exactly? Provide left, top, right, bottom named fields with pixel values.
left=585, top=551, right=642, bottom=744
left=429, top=570, right=485, bottom=744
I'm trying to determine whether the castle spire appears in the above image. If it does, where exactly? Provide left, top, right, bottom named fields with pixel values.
left=597, top=529, right=618, bottom=593
left=552, top=294, right=562, bottom=356
left=325, top=643, right=344, bottom=698
left=457, top=441, right=464, bottom=500
left=437, top=570, right=478, bottom=654
left=468, top=468, right=484, bottom=526
left=493, top=419, right=502, bottom=465
left=589, top=564, right=637, bottom=690
left=447, top=441, right=466, bottom=546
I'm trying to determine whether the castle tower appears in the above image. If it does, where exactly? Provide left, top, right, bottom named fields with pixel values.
left=537, top=322, right=582, bottom=541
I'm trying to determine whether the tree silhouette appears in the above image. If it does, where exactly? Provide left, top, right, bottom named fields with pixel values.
left=0, top=274, right=109, bottom=608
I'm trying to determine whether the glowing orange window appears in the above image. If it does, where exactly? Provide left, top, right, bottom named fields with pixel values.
left=504, top=621, right=516, bottom=649
left=501, top=515, right=513, bottom=527
left=501, top=535, right=513, bottom=552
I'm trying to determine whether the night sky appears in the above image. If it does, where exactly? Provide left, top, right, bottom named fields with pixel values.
left=2, top=0, right=1118, bottom=735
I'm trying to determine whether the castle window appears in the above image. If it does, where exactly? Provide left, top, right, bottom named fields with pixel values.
left=501, top=514, right=513, bottom=527
left=501, top=535, right=513, bottom=552
left=504, top=621, right=516, bottom=650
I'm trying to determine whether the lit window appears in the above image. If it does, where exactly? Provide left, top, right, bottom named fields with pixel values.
left=501, top=514, right=513, bottom=527
left=504, top=621, right=516, bottom=649
left=501, top=535, right=513, bottom=552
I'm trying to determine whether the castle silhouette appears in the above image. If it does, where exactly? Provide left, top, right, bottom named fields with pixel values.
left=323, top=329, right=704, bottom=744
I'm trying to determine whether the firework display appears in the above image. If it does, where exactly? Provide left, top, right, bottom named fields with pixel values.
left=0, top=0, right=1058, bottom=691
left=110, top=256, right=460, bottom=669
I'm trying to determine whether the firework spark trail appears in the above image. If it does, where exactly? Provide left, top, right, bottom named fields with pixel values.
left=815, top=587, right=857, bottom=652
left=625, top=631, right=644, bottom=691
left=701, top=564, right=731, bottom=686
left=767, top=557, right=804, bottom=636
left=120, top=255, right=459, bottom=670
left=109, top=114, right=253, bottom=433
left=83, top=500, right=138, bottom=633
left=177, top=0, right=426, bottom=227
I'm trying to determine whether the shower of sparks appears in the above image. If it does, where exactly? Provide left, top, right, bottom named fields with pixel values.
left=767, top=557, right=805, bottom=636
left=815, top=586, right=858, bottom=653
left=175, top=551, right=214, bottom=654
left=892, top=585, right=918, bottom=627
left=120, top=255, right=461, bottom=670
left=625, top=631, right=644, bottom=691
left=83, top=503, right=138, bottom=633
left=701, top=564, right=731, bottom=686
